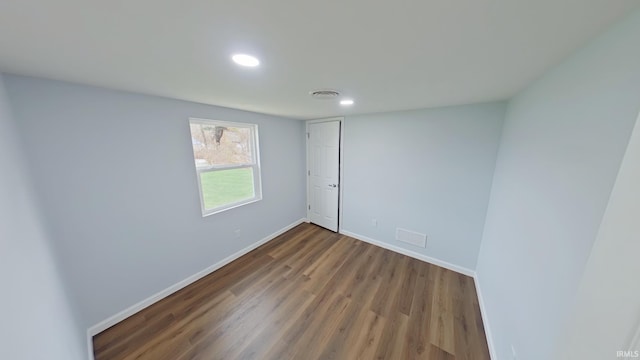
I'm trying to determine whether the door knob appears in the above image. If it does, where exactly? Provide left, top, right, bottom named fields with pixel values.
left=328, top=184, right=337, bottom=188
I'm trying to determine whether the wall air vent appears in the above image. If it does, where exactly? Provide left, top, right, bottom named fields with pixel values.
left=310, top=89, right=340, bottom=99
left=396, top=228, right=427, bottom=248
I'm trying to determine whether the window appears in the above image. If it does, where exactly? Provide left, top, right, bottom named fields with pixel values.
left=188, top=118, right=262, bottom=216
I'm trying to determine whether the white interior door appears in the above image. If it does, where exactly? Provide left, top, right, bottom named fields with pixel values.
left=308, top=120, right=340, bottom=232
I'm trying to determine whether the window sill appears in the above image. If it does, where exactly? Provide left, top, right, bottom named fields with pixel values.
left=201, top=196, right=262, bottom=217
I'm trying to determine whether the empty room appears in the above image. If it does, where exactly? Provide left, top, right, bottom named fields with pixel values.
left=1, top=1, right=640, bottom=359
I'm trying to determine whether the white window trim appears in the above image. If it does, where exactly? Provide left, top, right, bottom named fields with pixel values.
left=189, top=117, right=263, bottom=217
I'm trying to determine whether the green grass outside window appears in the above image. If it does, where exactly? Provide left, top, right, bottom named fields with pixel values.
left=200, top=168, right=255, bottom=209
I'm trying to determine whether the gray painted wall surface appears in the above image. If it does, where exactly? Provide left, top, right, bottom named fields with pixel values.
left=4, top=75, right=306, bottom=328
left=562, top=112, right=640, bottom=360
left=0, top=74, right=86, bottom=359
left=476, top=9, right=640, bottom=360
left=341, top=102, right=506, bottom=270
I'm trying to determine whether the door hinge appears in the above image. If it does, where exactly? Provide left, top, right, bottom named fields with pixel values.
left=307, top=132, right=310, bottom=139
left=308, top=170, right=310, bottom=176
left=308, top=205, right=310, bottom=210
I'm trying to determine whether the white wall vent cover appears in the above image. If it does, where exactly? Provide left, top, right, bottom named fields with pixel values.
left=396, top=228, right=427, bottom=248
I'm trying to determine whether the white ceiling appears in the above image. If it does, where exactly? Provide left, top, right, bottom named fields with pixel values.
left=0, top=0, right=637, bottom=119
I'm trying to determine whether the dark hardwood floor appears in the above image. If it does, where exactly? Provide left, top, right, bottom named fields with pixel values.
left=93, top=223, right=490, bottom=360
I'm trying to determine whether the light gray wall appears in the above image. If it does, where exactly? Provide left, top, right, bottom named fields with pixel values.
left=4, top=75, right=307, bottom=329
left=0, top=75, right=86, bottom=359
left=476, top=9, right=640, bottom=360
left=562, top=111, right=640, bottom=359
left=341, top=102, right=506, bottom=270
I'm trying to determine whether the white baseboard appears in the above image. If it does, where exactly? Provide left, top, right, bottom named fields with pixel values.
left=87, top=328, right=95, bottom=360
left=473, top=273, right=497, bottom=360
left=339, top=229, right=475, bottom=277
left=86, top=217, right=307, bottom=358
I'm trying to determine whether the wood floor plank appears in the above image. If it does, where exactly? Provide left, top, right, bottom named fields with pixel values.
left=303, top=236, right=362, bottom=296
left=350, top=310, right=386, bottom=360
left=233, top=288, right=316, bottom=360
left=302, top=232, right=347, bottom=278
left=429, top=344, right=457, bottom=360
left=373, top=312, right=410, bottom=360
left=370, top=252, right=407, bottom=318
left=430, top=266, right=457, bottom=355
left=289, top=293, right=352, bottom=360
left=397, top=257, right=419, bottom=316
left=94, top=223, right=491, bottom=360
left=462, top=274, right=491, bottom=359
left=282, top=231, right=339, bottom=280
left=315, top=296, right=368, bottom=360
left=120, top=291, right=237, bottom=360
left=183, top=271, right=311, bottom=360
left=176, top=266, right=294, bottom=359
left=403, top=262, right=435, bottom=359
left=264, top=291, right=350, bottom=360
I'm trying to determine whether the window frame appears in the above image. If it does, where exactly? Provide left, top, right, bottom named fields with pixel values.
left=189, top=117, right=263, bottom=217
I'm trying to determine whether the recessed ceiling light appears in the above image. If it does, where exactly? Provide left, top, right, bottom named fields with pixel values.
left=340, top=99, right=354, bottom=106
left=232, top=54, right=260, bottom=67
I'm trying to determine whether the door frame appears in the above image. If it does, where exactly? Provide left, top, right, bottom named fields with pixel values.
left=306, top=117, right=345, bottom=232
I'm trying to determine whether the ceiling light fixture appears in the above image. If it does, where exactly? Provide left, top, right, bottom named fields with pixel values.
left=340, top=99, right=354, bottom=106
left=232, top=54, right=260, bottom=67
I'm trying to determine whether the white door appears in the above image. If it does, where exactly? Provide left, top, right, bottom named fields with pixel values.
left=308, top=120, right=340, bottom=231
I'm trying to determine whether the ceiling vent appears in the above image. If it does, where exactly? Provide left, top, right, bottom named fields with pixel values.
left=310, top=89, right=340, bottom=99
